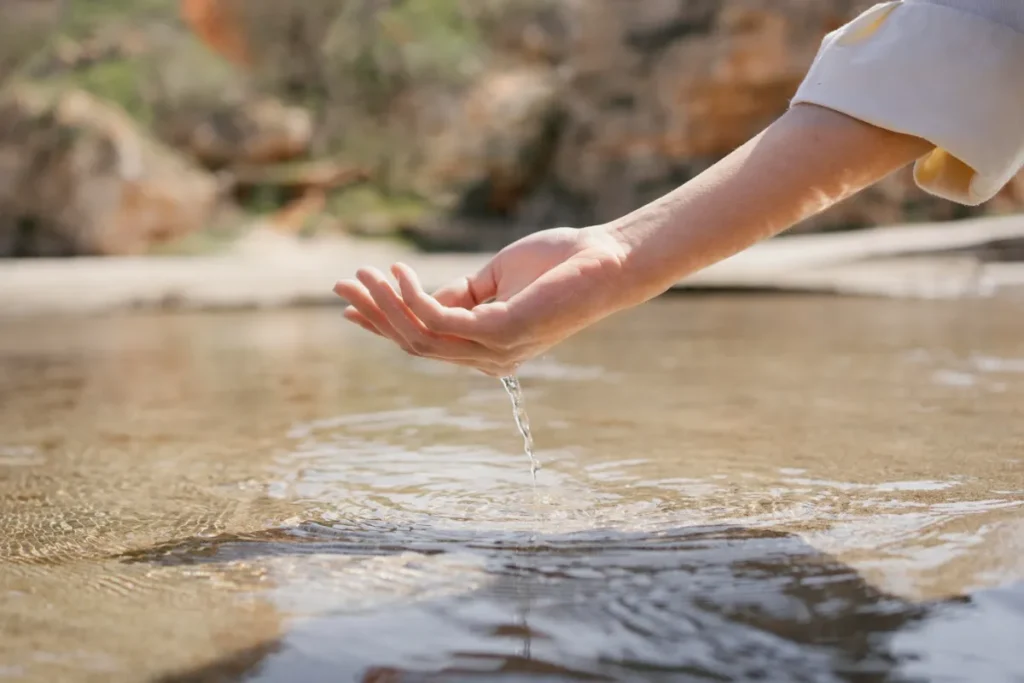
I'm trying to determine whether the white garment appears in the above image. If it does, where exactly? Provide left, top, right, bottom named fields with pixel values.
left=911, top=0, right=1024, bottom=32
left=791, top=0, right=1024, bottom=205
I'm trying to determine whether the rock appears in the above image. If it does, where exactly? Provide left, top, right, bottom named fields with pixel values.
left=396, top=65, right=565, bottom=250
left=540, top=0, right=869, bottom=225
left=0, top=0, right=64, bottom=86
left=154, top=95, right=314, bottom=168
left=173, top=0, right=1023, bottom=252
left=180, top=0, right=349, bottom=92
left=179, top=0, right=252, bottom=67
left=0, top=86, right=222, bottom=257
left=417, top=66, right=564, bottom=214
left=405, top=0, right=1024, bottom=250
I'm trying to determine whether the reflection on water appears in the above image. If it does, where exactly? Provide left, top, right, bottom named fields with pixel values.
left=0, top=296, right=1023, bottom=682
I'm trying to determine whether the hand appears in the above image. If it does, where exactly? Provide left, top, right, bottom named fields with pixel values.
left=332, top=226, right=631, bottom=376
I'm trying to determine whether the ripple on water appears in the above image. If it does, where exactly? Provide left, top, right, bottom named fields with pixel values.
left=72, top=431, right=1024, bottom=677
left=130, top=518, right=1021, bottom=682
left=4, top=300, right=1024, bottom=682
left=273, top=406, right=1022, bottom=547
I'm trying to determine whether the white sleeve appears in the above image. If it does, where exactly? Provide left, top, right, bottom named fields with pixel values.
left=791, top=0, right=1024, bottom=206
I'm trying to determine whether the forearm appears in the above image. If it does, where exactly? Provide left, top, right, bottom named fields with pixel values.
left=604, top=103, right=933, bottom=302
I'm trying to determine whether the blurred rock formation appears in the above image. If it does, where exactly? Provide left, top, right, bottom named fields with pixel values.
left=0, top=0, right=1021, bottom=255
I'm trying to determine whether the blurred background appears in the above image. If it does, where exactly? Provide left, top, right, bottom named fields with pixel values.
left=2, top=0, right=1023, bottom=261
left=2, top=6, right=1024, bottom=681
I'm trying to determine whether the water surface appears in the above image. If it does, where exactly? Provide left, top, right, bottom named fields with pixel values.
left=1, top=296, right=1023, bottom=682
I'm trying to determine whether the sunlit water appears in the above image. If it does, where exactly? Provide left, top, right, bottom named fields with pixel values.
left=1, top=296, right=1023, bottom=682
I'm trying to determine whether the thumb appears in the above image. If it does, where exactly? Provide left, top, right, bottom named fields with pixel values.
left=418, top=261, right=498, bottom=310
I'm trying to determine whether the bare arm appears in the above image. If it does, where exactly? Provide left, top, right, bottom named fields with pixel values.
left=336, top=104, right=932, bottom=375
left=336, top=0, right=1020, bottom=375
left=605, top=103, right=933, bottom=304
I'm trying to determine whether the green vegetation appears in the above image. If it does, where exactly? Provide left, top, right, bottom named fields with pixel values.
left=61, top=59, right=155, bottom=121
left=62, top=0, right=176, bottom=37
left=325, top=0, right=486, bottom=92
left=327, top=185, right=434, bottom=237
left=145, top=223, right=244, bottom=256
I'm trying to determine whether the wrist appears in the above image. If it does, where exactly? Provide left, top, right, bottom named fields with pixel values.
left=584, top=220, right=678, bottom=306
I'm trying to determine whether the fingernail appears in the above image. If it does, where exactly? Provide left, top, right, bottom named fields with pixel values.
left=364, top=266, right=389, bottom=282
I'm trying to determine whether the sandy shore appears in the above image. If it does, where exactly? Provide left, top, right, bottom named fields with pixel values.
left=2, top=215, right=1023, bottom=317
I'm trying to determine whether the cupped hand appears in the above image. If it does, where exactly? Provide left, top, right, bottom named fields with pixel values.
left=332, top=226, right=631, bottom=376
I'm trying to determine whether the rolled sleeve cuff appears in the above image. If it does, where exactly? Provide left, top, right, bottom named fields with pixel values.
left=791, top=1, right=1024, bottom=206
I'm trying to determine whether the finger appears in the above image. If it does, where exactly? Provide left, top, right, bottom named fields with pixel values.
left=392, top=263, right=507, bottom=344
left=429, top=262, right=498, bottom=309
left=346, top=293, right=504, bottom=375
left=333, top=279, right=406, bottom=346
left=343, top=306, right=383, bottom=338
left=358, top=267, right=500, bottom=362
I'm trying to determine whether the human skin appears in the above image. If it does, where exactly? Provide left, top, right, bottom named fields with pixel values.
left=333, top=103, right=933, bottom=376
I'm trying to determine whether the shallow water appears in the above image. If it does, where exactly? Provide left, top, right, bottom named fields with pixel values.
left=1, top=295, right=1023, bottom=683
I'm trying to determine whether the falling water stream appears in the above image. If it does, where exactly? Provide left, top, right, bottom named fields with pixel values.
left=500, top=375, right=540, bottom=481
